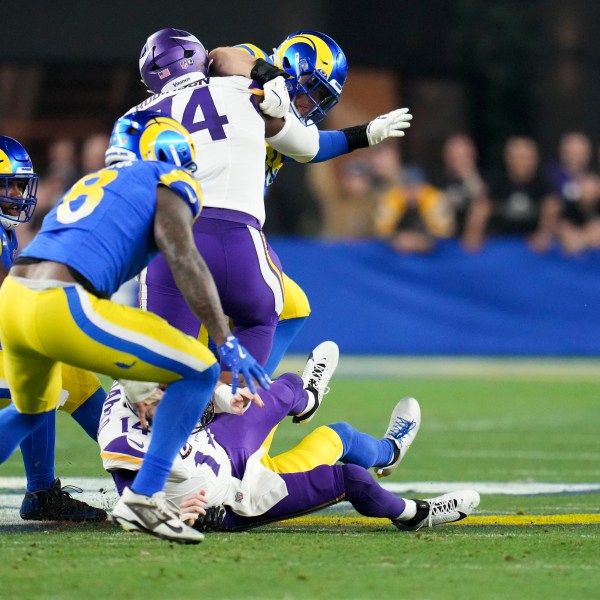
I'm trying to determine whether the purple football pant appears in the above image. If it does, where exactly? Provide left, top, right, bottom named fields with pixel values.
left=144, top=209, right=284, bottom=367
left=221, top=464, right=407, bottom=531
left=208, top=373, right=407, bottom=530
left=208, top=373, right=309, bottom=478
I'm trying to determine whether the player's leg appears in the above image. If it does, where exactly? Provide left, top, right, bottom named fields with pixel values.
left=264, top=274, right=311, bottom=377
left=269, top=397, right=421, bottom=475
left=0, top=361, right=107, bottom=521
left=60, top=365, right=106, bottom=440
left=219, top=464, right=479, bottom=532
left=0, top=277, right=217, bottom=541
left=209, top=373, right=311, bottom=478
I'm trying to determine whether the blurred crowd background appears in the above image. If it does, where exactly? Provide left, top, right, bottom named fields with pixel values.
left=3, top=0, right=600, bottom=258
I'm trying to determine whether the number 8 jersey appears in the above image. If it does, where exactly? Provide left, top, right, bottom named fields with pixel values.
left=130, top=76, right=269, bottom=225
left=19, top=160, right=201, bottom=297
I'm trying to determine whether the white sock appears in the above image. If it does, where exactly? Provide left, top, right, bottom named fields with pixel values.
left=397, top=499, right=418, bottom=521
left=297, top=389, right=316, bottom=417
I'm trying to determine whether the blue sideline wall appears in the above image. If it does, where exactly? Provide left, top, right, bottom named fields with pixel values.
left=270, top=237, right=600, bottom=356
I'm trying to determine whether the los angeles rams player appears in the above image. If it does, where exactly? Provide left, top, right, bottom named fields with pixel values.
left=0, top=113, right=270, bottom=544
left=208, top=31, right=413, bottom=376
left=0, top=135, right=107, bottom=522
left=98, top=342, right=479, bottom=533
left=132, top=28, right=321, bottom=394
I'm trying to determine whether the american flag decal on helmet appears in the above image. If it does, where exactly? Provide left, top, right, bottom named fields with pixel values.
left=158, top=68, right=171, bottom=79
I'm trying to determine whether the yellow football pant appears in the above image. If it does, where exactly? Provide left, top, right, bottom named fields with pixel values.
left=0, top=276, right=217, bottom=414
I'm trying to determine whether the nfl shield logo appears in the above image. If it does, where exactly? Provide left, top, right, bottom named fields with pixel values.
left=234, top=492, right=244, bottom=503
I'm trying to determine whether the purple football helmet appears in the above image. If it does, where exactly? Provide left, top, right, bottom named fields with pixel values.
left=139, top=28, right=209, bottom=94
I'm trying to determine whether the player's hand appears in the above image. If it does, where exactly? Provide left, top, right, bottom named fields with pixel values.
left=212, top=384, right=264, bottom=415
left=217, top=335, right=271, bottom=395
left=180, top=490, right=209, bottom=525
left=366, top=108, right=413, bottom=146
left=259, top=76, right=290, bottom=119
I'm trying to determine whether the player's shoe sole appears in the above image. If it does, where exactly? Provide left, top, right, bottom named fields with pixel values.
left=112, top=487, right=204, bottom=544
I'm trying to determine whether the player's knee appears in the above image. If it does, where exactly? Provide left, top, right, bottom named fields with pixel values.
left=328, top=422, right=354, bottom=451
left=274, top=372, right=303, bottom=392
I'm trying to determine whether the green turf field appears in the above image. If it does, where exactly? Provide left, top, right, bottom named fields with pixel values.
left=1, top=359, right=599, bottom=600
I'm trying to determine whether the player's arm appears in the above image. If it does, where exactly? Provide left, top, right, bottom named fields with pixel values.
left=264, top=114, right=320, bottom=163
left=209, top=47, right=290, bottom=118
left=154, top=185, right=230, bottom=347
left=308, top=108, right=414, bottom=163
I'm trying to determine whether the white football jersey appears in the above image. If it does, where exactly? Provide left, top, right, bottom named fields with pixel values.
left=98, top=383, right=288, bottom=516
left=131, top=76, right=268, bottom=224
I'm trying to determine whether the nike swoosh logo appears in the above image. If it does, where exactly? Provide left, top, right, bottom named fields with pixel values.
left=165, top=522, right=184, bottom=534
left=239, top=348, right=247, bottom=359
left=129, top=439, right=145, bottom=449
left=115, top=360, right=137, bottom=369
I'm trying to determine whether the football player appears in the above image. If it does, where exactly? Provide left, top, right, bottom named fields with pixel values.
left=0, top=135, right=107, bottom=522
left=98, top=342, right=479, bottom=533
left=210, top=31, right=413, bottom=376
left=0, top=113, right=270, bottom=544
left=131, top=28, right=324, bottom=388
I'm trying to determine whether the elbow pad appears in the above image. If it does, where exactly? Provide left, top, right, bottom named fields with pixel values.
left=266, top=115, right=320, bottom=163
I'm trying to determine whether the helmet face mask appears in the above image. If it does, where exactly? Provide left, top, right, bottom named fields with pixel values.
left=105, top=111, right=197, bottom=172
left=0, top=136, right=38, bottom=230
left=273, top=30, right=347, bottom=125
left=139, top=28, right=209, bottom=94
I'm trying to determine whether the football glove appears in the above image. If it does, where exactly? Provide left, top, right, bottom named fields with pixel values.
left=366, top=108, right=413, bottom=146
left=217, top=335, right=271, bottom=394
left=259, top=75, right=291, bottom=119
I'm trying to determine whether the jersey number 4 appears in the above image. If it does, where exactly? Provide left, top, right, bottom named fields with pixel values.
left=181, top=87, right=229, bottom=141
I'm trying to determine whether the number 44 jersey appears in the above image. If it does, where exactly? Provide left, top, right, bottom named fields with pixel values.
left=130, top=76, right=269, bottom=225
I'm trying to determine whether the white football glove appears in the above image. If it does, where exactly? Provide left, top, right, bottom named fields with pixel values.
left=259, top=76, right=291, bottom=119
left=366, top=107, right=413, bottom=146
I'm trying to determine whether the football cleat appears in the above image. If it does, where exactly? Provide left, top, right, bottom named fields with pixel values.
left=112, top=487, right=204, bottom=544
left=20, top=478, right=107, bottom=522
left=293, top=341, right=339, bottom=424
left=393, top=490, right=480, bottom=531
left=375, top=397, right=420, bottom=478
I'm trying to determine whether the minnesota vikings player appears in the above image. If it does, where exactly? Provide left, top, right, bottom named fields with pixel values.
left=131, top=28, right=321, bottom=390
left=0, top=113, right=270, bottom=544
left=210, top=31, right=413, bottom=375
left=98, top=341, right=479, bottom=533
left=0, top=135, right=107, bottom=522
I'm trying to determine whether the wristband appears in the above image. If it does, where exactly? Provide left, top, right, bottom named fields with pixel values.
left=250, top=58, right=289, bottom=84
left=341, top=124, right=370, bottom=152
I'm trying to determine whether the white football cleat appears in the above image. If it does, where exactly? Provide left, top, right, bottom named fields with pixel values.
left=393, top=490, right=480, bottom=531
left=112, top=487, right=204, bottom=544
left=375, top=397, right=420, bottom=478
left=293, top=341, right=340, bottom=424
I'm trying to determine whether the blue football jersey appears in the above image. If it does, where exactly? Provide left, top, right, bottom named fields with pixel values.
left=0, top=226, right=18, bottom=271
left=20, top=160, right=201, bottom=297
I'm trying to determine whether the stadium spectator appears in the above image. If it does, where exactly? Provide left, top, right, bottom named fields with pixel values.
left=556, top=172, right=600, bottom=255
left=80, top=133, right=110, bottom=175
left=486, top=136, right=560, bottom=252
left=546, top=132, right=592, bottom=203
left=434, top=134, right=491, bottom=253
left=310, top=158, right=379, bottom=238
left=374, top=163, right=455, bottom=254
left=42, top=137, right=79, bottom=191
